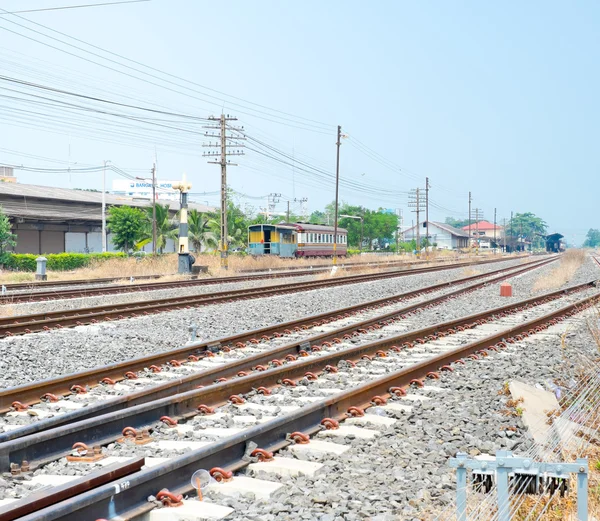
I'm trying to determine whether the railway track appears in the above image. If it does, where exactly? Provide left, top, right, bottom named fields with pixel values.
left=0, top=257, right=549, bottom=336
left=593, top=255, right=600, bottom=268
left=0, top=276, right=592, bottom=469
left=0, top=257, right=554, bottom=431
left=0, top=255, right=525, bottom=303
left=0, top=285, right=597, bottom=520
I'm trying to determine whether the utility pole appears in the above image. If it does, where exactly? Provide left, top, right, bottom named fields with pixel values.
left=333, top=125, right=342, bottom=266
left=102, top=160, right=108, bottom=253
left=203, top=114, right=245, bottom=270
left=425, top=177, right=430, bottom=257
left=510, top=211, right=514, bottom=253
left=151, top=162, right=157, bottom=255
left=470, top=208, right=483, bottom=255
left=494, top=207, right=497, bottom=254
left=408, top=188, right=426, bottom=256
left=286, top=200, right=290, bottom=222
left=468, top=191, right=472, bottom=253
left=503, top=218, right=507, bottom=252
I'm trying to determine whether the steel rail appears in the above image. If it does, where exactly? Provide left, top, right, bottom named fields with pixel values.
left=0, top=257, right=555, bottom=413
left=0, top=275, right=591, bottom=473
left=0, top=257, right=543, bottom=336
left=0, top=256, right=524, bottom=304
left=0, top=458, right=144, bottom=521
left=12, top=291, right=599, bottom=521
left=0, top=274, right=164, bottom=291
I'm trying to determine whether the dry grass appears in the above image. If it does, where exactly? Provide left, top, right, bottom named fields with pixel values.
left=0, top=250, right=517, bottom=284
left=532, top=250, right=586, bottom=293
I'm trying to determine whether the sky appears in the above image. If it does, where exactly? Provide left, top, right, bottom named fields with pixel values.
left=0, top=0, right=598, bottom=245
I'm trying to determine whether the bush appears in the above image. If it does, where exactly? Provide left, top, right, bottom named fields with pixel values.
left=0, top=252, right=126, bottom=272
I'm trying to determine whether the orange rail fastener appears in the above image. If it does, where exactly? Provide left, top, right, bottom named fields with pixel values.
left=290, top=432, right=310, bottom=444
left=156, top=489, right=184, bottom=507
left=251, top=448, right=274, bottom=462
left=347, top=406, right=365, bottom=417
left=371, top=395, right=387, bottom=406
left=209, top=467, right=233, bottom=482
left=321, top=418, right=340, bottom=430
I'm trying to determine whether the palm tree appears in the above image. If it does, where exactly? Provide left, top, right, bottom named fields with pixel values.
left=188, top=209, right=218, bottom=252
left=137, top=203, right=178, bottom=253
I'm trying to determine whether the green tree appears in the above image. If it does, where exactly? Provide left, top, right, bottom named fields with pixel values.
left=107, top=206, right=145, bottom=252
left=0, top=206, right=16, bottom=254
left=210, top=201, right=248, bottom=249
left=309, top=210, right=328, bottom=225
left=583, top=228, right=600, bottom=248
left=445, top=217, right=470, bottom=229
left=188, top=209, right=218, bottom=252
left=508, top=212, right=548, bottom=248
left=137, top=203, right=178, bottom=253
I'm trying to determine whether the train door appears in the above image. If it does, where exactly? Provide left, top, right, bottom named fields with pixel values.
left=264, top=229, right=271, bottom=254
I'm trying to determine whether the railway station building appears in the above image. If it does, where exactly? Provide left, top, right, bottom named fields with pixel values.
left=0, top=182, right=213, bottom=254
left=403, top=221, right=469, bottom=250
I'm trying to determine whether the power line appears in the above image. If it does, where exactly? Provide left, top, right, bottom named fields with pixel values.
left=6, top=1, right=151, bottom=15
left=0, top=9, right=335, bottom=133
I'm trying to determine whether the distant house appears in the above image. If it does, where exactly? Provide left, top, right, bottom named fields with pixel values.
left=403, top=221, right=469, bottom=250
left=462, top=220, right=504, bottom=249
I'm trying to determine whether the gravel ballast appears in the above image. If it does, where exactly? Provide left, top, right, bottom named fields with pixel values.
left=0, top=259, right=543, bottom=387
left=0, top=257, right=590, bottom=388
left=205, top=310, right=599, bottom=521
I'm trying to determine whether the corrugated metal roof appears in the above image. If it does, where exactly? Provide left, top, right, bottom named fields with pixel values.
left=0, top=182, right=215, bottom=222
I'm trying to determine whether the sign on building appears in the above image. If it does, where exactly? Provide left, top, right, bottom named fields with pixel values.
left=112, top=179, right=179, bottom=201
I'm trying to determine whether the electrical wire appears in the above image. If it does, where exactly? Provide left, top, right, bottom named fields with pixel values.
left=6, top=0, right=151, bottom=15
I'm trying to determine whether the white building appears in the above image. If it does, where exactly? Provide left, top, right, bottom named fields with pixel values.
left=403, top=221, right=469, bottom=250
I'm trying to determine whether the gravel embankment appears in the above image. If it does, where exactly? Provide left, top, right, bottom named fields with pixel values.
left=208, top=310, right=599, bottom=521
left=3, top=259, right=530, bottom=315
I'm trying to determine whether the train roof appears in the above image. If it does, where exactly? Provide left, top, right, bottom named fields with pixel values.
left=248, top=222, right=348, bottom=233
left=284, top=222, right=348, bottom=233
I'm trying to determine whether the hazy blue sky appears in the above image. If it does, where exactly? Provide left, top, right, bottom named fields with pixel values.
left=0, top=1, right=598, bottom=244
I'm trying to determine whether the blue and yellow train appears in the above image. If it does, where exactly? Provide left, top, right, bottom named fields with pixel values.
left=248, top=222, right=348, bottom=258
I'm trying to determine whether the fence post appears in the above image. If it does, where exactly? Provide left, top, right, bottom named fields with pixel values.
left=576, top=458, right=588, bottom=521
left=456, top=452, right=468, bottom=521
left=496, top=451, right=510, bottom=521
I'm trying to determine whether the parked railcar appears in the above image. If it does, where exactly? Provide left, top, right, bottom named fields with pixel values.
left=248, top=222, right=348, bottom=258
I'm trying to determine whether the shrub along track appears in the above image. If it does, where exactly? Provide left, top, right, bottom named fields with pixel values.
left=0, top=257, right=546, bottom=336
left=0, top=283, right=597, bottom=521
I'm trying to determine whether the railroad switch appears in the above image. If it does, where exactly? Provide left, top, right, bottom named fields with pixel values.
left=449, top=451, right=588, bottom=521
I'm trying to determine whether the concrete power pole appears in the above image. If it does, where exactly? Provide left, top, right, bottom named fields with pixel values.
left=333, top=125, right=342, bottom=266
left=494, top=207, right=497, bottom=253
left=203, top=114, right=245, bottom=270
left=408, top=188, right=425, bottom=256
left=102, top=160, right=108, bottom=253
left=468, top=191, right=472, bottom=253
left=425, top=177, right=430, bottom=256
left=151, top=162, right=157, bottom=255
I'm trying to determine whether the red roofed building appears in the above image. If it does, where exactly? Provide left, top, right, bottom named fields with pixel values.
left=462, top=220, right=504, bottom=249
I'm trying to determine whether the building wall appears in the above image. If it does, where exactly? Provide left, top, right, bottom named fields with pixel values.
left=14, top=229, right=39, bottom=254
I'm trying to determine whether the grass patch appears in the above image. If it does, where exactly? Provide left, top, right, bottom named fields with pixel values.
left=532, top=250, right=586, bottom=292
